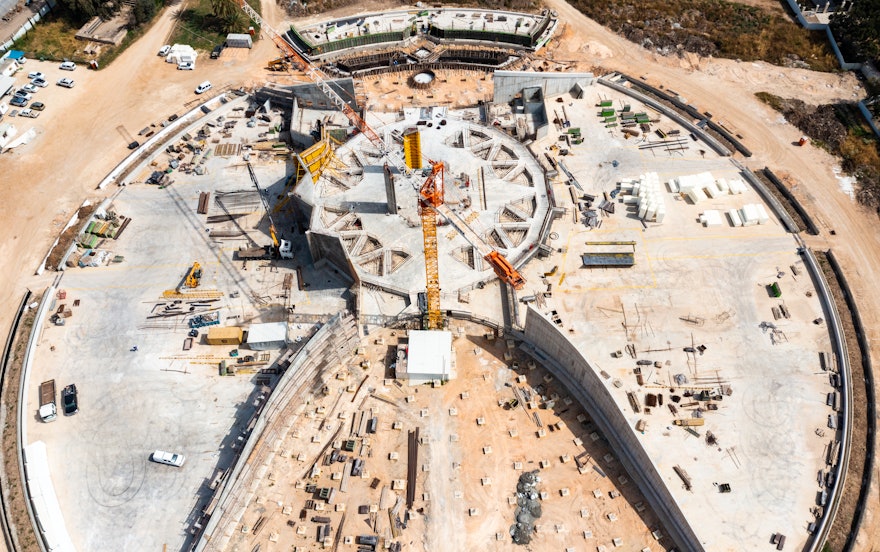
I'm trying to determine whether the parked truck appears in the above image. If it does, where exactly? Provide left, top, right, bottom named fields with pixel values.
left=39, top=380, right=57, bottom=422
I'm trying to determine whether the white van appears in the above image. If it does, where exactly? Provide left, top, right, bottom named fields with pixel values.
left=194, top=81, right=212, bottom=94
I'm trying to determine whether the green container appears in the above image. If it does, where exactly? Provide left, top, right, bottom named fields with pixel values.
left=219, top=360, right=227, bottom=376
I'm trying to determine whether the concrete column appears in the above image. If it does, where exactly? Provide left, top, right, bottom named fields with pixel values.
left=384, top=163, right=398, bottom=215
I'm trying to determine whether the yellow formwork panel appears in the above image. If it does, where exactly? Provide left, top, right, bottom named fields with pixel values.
left=403, top=128, right=422, bottom=171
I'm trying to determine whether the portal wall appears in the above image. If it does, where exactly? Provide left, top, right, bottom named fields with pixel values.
left=519, top=306, right=704, bottom=552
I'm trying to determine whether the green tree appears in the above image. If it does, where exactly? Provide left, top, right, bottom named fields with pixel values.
left=831, top=0, right=880, bottom=61
left=131, top=0, right=156, bottom=26
left=209, top=0, right=241, bottom=32
left=60, top=0, right=119, bottom=19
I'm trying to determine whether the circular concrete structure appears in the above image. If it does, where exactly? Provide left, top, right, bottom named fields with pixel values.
left=409, top=70, right=437, bottom=89
left=296, top=106, right=549, bottom=296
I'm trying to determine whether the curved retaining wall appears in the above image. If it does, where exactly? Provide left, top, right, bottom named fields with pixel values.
left=0, top=291, right=31, bottom=552
left=515, top=306, right=704, bottom=552
left=17, top=285, right=59, bottom=552
left=825, top=251, right=875, bottom=552
left=618, top=75, right=753, bottom=157
left=596, top=75, right=732, bottom=157
left=762, top=167, right=821, bottom=235
left=799, top=247, right=853, bottom=552
left=194, top=311, right=359, bottom=552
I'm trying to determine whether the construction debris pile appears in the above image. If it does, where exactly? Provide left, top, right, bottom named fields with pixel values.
left=68, top=210, right=130, bottom=268
left=510, top=470, right=543, bottom=545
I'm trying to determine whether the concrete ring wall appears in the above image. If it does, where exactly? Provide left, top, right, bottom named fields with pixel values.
left=16, top=285, right=57, bottom=552
left=0, top=291, right=31, bottom=552
left=97, top=92, right=247, bottom=190
left=596, top=75, right=732, bottom=157
left=824, top=250, right=875, bottom=552
left=194, top=311, right=359, bottom=552
left=798, top=246, right=853, bottom=552
left=514, top=306, right=704, bottom=552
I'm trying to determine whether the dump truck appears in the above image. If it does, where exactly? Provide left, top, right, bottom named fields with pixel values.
left=39, top=380, right=57, bottom=422
left=673, top=418, right=705, bottom=427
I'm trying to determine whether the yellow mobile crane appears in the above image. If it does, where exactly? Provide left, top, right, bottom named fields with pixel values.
left=233, top=2, right=525, bottom=328
left=247, top=162, right=293, bottom=259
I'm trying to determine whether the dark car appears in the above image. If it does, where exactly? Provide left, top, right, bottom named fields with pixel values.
left=10, top=96, right=27, bottom=107
left=62, top=384, right=78, bottom=415
left=210, top=43, right=225, bottom=59
left=30, top=102, right=45, bottom=111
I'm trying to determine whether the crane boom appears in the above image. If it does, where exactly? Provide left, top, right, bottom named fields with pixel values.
left=247, top=162, right=293, bottom=259
left=235, top=0, right=407, bottom=172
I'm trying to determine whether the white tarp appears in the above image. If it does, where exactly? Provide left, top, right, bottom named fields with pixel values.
left=165, top=44, right=198, bottom=64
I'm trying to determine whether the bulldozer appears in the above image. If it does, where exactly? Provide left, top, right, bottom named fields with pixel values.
left=266, top=57, right=289, bottom=72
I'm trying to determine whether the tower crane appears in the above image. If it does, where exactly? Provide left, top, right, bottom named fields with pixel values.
left=233, top=1, right=525, bottom=327
left=247, top=162, right=293, bottom=259
left=419, top=161, right=445, bottom=330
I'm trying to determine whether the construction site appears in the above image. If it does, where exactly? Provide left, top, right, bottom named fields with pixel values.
left=7, top=5, right=856, bottom=552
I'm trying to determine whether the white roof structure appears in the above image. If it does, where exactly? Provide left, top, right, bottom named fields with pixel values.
left=405, top=330, right=454, bottom=382
left=165, top=44, right=197, bottom=64
left=0, top=74, right=14, bottom=96
left=246, top=322, right=288, bottom=350
left=0, top=122, right=18, bottom=148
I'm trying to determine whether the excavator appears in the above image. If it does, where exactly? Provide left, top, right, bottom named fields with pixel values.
left=182, top=262, right=202, bottom=289
left=266, top=57, right=290, bottom=72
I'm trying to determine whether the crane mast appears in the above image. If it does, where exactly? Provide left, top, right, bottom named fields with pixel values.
left=419, top=162, right=445, bottom=329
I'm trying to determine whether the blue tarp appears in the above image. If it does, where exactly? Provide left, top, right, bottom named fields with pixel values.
left=6, top=50, right=25, bottom=60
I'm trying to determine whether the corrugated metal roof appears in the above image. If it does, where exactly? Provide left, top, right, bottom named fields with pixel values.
left=581, top=252, right=634, bottom=267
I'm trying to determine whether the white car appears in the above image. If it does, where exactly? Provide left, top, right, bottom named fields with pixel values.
left=194, top=81, right=212, bottom=94
left=21, top=83, right=38, bottom=94
left=59, top=61, right=76, bottom=71
left=158, top=45, right=171, bottom=57
left=31, top=77, right=48, bottom=88
left=27, top=71, right=45, bottom=80
left=177, top=61, right=194, bottom=71
left=151, top=450, right=185, bottom=467
left=19, top=109, right=39, bottom=119
left=57, top=77, right=75, bottom=88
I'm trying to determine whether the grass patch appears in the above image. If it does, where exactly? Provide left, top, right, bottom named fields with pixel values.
left=168, top=0, right=260, bottom=53
left=12, top=1, right=163, bottom=67
left=11, top=10, right=90, bottom=63
left=569, top=0, right=839, bottom=72
left=757, top=91, right=880, bottom=207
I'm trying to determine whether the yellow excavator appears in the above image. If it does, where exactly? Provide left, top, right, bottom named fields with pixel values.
left=266, top=57, right=289, bottom=72
left=183, top=262, right=202, bottom=289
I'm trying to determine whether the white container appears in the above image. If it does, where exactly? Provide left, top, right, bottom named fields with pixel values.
left=727, top=209, right=743, bottom=227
